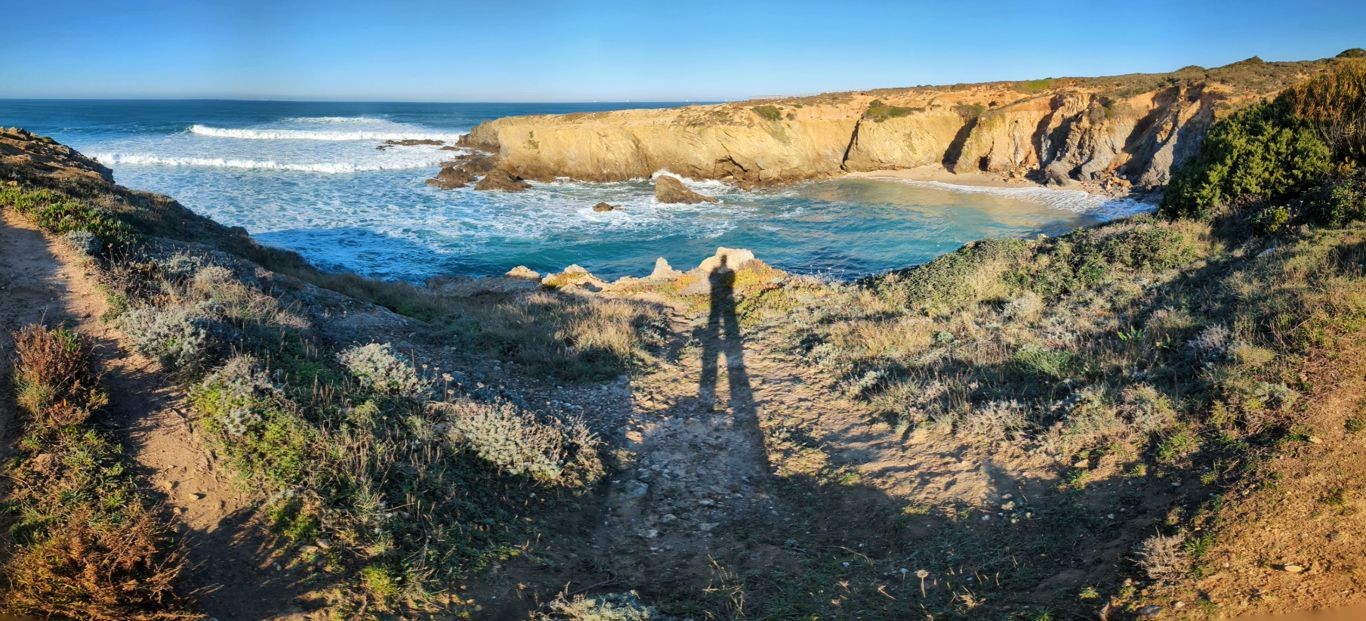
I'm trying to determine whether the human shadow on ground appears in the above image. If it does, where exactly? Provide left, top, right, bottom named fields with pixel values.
left=697, top=255, right=753, bottom=421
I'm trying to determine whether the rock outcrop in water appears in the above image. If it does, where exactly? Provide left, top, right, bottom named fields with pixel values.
left=474, top=168, right=531, bottom=192
left=427, top=151, right=496, bottom=189
left=654, top=175, right=717, bottom=204
left=448, top=56, right=1341, bottom=192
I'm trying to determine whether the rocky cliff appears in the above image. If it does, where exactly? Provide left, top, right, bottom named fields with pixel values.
left=452, top=56, right=1343, bottom=191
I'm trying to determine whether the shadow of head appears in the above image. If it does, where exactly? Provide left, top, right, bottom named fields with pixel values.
left=709, top=255, right=736, bottom=292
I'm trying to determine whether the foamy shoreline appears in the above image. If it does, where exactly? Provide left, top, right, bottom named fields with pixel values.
left=845, top=165, right=1156, bottom=220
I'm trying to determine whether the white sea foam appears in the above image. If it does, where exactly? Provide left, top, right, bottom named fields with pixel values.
left=280, top=116, right=389, bottom=124
left=884, top=178, right=1155, bottom=220
left=650, top=169, right=740, bottom=194
left=91, top=152, right=450, bottom=173
left=188, top=124, right=465, bottom=141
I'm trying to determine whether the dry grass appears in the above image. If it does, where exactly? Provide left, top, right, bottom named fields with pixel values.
left=5, top=507, right=196, bottom=621
left=1133, top=531, right=1192, bottom=587
left=13, top=324, right=108, bottom=427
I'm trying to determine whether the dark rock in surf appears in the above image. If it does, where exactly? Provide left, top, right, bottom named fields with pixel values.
left=474, top=168, right=531, bottom=192
left=655, top=175, right=717, bottom=204
left=427, top=151, right=497, bottom=189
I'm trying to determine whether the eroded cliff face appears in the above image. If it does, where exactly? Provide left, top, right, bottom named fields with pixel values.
left=454, top=57, right=1333, bottom=191
left=461, top=104, right=860, bottom=186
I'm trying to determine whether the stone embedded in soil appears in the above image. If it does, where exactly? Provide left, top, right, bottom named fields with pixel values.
left=621, top=480, right=649, bottom=499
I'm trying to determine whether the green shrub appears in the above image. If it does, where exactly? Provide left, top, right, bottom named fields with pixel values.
left=751, top=104, right=783, bottom=121
left=1018, top=78, right=1056, bottom=93
left=1016, top=220, right=1199, bottom=295
left=863, top=99, right=920, bottom=122
left=1161, top=100, right=1332, bottom=220
left=119, top=303, right=214, bottom=373
left=1, top=188, right=138, bottom=252
left=1296, top=171, right=1366, bottom=227
left=871, top=238, right=1029, bottom=314
left=192, top=356, right=311, bottom=487
left=1282, top=58, right=1366, bottom=164
left=953, top=103, right=986, bottom=119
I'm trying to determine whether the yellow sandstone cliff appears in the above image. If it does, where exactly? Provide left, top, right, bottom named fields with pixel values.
left=451, top=56, right=1337, bottom=191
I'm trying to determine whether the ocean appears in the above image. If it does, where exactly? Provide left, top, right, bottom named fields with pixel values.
left=0, top=100, right=1150, bottom=281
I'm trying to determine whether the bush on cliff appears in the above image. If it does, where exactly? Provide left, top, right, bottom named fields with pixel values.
left=1159, top=100, right=1331, bottom=220
left=1161, top=59, right=1366, bottom=223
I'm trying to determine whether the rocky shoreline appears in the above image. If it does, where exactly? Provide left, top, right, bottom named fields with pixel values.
left=427, top=247, right=774, bottom=297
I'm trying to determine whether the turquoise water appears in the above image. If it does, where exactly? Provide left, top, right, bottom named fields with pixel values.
left=0, top=100, right=1149, bottom=281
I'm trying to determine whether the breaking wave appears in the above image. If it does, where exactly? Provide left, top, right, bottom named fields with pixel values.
left=91, top=152, right=449, bottom=174
left=188, top=124, right=465, bottom=142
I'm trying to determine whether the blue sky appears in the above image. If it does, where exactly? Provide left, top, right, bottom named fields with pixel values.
left=1, top=0, right=1361, bottom=101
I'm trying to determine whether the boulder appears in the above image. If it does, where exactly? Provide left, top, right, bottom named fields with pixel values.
left=648, top=257, right=682, bottom=281
left=696, top=247, right=755, bottom=273
left=505, top=265, right=540, bottom=280
left=474, top=168, right=531, bottom=192
left=655, top=175, right=717, bottom=204
left=542, top=264, right=607, bottom=290
left=592, top=202, right=618, bottom=212
left=427, top=164, right=477, bottom=189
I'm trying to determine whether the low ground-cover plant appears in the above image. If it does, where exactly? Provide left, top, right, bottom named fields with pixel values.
left=433, top=399, right=604, bottom=488
left=449, top=291, right=666, bottom=381
left=189, top=339, right=605, bottom=610
left=751, top=104, right=783, bottom=121
left=1, top=186, right=138, bottom=253
left=337, top=342, right=432, bottom=397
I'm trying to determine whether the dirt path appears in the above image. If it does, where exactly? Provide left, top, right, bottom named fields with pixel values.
left=470, top=276, right=924, bottom=616
left=0, top=213, right=315, bottom=619
left=1186, top=332, right=1366, bottom=616
left=0, top=213, right=77, bottom=461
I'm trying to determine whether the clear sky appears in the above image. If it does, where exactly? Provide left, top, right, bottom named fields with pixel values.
left=1, top=0, right=1361, bottom=102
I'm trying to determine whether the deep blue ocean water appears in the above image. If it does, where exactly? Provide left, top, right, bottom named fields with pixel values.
left=0, top=100, right=1148, bottom=281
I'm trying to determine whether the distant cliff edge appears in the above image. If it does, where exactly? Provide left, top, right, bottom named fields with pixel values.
left=445, top=54, right=1355, bottom=193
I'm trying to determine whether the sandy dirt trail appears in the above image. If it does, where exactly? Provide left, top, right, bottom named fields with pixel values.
left=1, top=212, right=317, bottom=619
